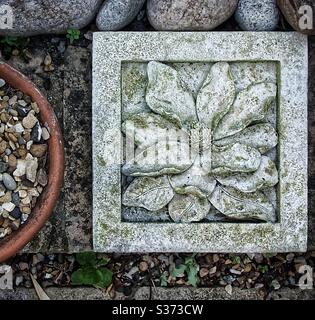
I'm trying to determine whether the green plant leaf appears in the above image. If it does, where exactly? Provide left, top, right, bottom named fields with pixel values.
left=231, top=255, right=241, bottom=265
left=184, top=255, right=199, bottom=287
left=66, top=29, right=80, bottom=44
left=160, top=273, right=168, bottom=287
left=171, top=264, right=187, bottom=277
left=76, top=252, right=98, bottom=267
left=71, top=267, right=102, bottom=286
left=71, top=267, right=112, bottom=288
left=97, top=268, right=113, bottom=288
left=187, top=266, right=199, bottom=287
left=257, top=264, right=269, bottom=273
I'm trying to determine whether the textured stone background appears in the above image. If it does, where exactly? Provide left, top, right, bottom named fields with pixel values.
left=3, top=34, right=314, bottom=253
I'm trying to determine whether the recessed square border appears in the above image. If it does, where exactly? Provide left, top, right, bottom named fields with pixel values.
left=92, top=32, right=308, bottom=253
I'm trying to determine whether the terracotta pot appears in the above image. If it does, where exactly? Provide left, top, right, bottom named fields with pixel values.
left=0, top=62, right=64, bottom=263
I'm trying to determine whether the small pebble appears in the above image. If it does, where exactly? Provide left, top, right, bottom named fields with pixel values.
left=22, top=111, right=37, bottom=129
left=271, top=279, right=281, bottom=290
left=209, top=266, right=217, bottom=275
left=225, top=284, right=233, bottom=295
left=254, top=253, right=264, bottom=264
left=11, top=192, right=20, bottom=206
left=44, top=54, right=52, bottom=66
left=2, top=173, right=17, bottom=190
left=41, top=127, right=50, bottom=140
left=2, top=202, right=15, bottom=212
left=31, top=122, right=42, bottom=142
left=0, top=161, right=8, bottom=173
left=15, top=122, right=25, bottom=133
left=199, top=268, right=209, bottom=278
left=19, top=262, right=29, bottom=271
left=286, top=253, right=295, bottom=262
left=9, top=207, right=22, bottom=219
left=139, top=261, right=148, bottom=272
left=15, top=275, right=24, bottom=286
left=17, top=105, right=30, bottom=117
left=30, top=144, right=47, bottom=158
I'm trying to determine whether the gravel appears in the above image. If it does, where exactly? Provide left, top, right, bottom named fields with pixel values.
left=0, top=82, right=49, bottom=239
left=3, top=251, right=314, bottom=300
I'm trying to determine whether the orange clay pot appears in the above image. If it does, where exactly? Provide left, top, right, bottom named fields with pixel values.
left=0, top=62, right=64, bottom=263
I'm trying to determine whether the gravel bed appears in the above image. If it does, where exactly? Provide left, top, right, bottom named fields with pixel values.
left=6, top=251, right=315, bottom=299
left=0, top=81, right=49, bottom=239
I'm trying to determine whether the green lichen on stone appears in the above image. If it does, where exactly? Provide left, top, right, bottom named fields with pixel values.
left=96, top=155, right=107, bottom=166
left=122, top=65, right=147, bottom=100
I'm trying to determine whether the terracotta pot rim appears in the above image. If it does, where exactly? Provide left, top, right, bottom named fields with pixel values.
left=0, top=61, right=64, bottom=263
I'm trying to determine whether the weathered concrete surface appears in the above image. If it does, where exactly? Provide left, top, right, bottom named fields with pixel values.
left=1, top=286, right=315, bottom=300
left=63, top=46, right=93, bottom=251
left=0, top=287, right=264, bottom=300
left=1, top=34, right=314, bottom=253
left=308, top=36, right=315, bottom=250
left=93, top=32, right=308, bottom=253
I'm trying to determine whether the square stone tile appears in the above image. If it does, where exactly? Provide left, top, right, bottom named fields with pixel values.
left=92, top=32, right=308, bottom=252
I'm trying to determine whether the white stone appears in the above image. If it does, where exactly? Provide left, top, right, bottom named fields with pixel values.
left=14, top=123, right=24, bottom=133
left=2, top=202, right=15, bottom=212
left=13, top=160, right=27, bottom=177
left=18, top=190, right=28, bottom=198
left=26, top=158, right=38, bottom=183
left=41, top=127, right=50, bottom=140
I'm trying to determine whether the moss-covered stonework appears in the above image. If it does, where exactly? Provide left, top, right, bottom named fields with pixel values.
left=93, top=32, right=308, bottom=252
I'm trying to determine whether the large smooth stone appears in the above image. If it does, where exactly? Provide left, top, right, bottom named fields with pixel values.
left=0, top=0, right=102, bottom=36
left=278, top=0, right=315, bottom=35
left=235, top=0, right=279, bottom=31
left=96, top=0, right=146, bottom=31
left=147, top=0, right=239, bottom=31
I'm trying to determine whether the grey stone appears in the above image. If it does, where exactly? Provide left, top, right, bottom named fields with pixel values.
left=9, top=207, right=21, bottom=219
left=0, top=161, right=8, bottom=173
left=147, top=0, right=238, bottom=31
left=0, top=0, right=103, bottom=36
left=96, top=0, right=146, bottom=31
left=2, top=173, right=16, bottom=191
left=0, top=78, right=5, bottom=88
left=235, top=0, right=279, bottom=31
left=93, top=32, right=308, bottom=252
left=11, top=192, right=20, bottom=206
left=31, top=122, right=42, bottom=143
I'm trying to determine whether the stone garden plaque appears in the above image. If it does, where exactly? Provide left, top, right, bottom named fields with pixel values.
left=92, top=32, right=308, bottom=252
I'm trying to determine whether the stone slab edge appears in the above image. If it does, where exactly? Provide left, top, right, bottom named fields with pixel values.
left=1, top=286, right=315, bottom=300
